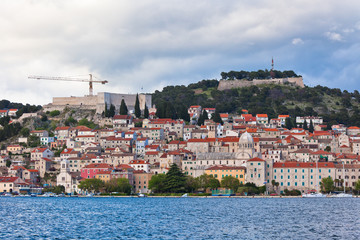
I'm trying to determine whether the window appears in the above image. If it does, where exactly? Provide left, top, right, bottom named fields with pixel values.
left=288, top=176, right=290, bottom=179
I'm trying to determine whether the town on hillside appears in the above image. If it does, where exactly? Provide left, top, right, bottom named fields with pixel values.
left=1, top=101, right=360, bottom=197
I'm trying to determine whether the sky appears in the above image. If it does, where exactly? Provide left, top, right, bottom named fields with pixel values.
left=1, top=0, right=360, bottom=105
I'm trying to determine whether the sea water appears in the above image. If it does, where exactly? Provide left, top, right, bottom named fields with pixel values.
left=0, top=197, right=359, bottom=239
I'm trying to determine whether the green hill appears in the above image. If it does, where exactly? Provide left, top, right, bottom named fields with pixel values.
left=152, top=73, right=360, bottom=126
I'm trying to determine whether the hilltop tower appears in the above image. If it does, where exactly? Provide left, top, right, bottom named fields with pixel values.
left=270, top=57, right=275, bottom=79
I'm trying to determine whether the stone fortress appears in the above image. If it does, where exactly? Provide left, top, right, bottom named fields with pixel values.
left=43, top=92, right=152, bottom=114
left=217, top=77, right=304, bottom=91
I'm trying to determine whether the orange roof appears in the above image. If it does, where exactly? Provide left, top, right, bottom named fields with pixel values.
left=206, top=165, right=245, bottom=170
left=31, top=147, right=49, bottom=153
left=84, top=163, right=112, bottom=169
left=348, top=126, right=360, bottom=129
left=189, top=105, right=201, bottom=108
left=278, top=115, right=290, bottom=118
left=256, top=114, right=268, bottom=118
left=220, top=114, right=229, bottom=118
left=247, top=157, right=265, bottom=162
left=274, top=161, right=335, bottom=168
left=264, top=128, right=279, bottom=132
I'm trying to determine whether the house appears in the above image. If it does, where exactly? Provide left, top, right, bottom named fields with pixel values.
left=54, top=126, right=70, bottom=140
left=188, top=105, right=202, bottom=120
left=205, top=165, right=246, bottom=184
left=0, top=176, right=27, bottom=193
left=129, top=160, right=150, bottom=173
left=31, top=148, right=54, bottom=161
left=272, top=161, right=336, bottom=193
left=8, top=109, right=18, bottom=117
left=133, top=170, right=153, bottom=194
left=256, top=114, right=268, bottom=125
left=203, top=108, right=216, bottom=119
left=30, top=130, right=49, bottom=138
left=81, top=163, right=112, bottom=179
left=347, top=126, right=360, bottom=136
left=40, top=137, right=55, bottom=146
left=113, top=115, right=133, bottom=128
left=7, top=145, right=23, bottom=154
left=35, top=158, right=53, bottom=178
left=278, top=115, right=290, bottom=126
left=0, top=110, right=9, bottom=118
left=246, top=158, right=266, bottom=187
left=60, top=148, right=81, bottom=160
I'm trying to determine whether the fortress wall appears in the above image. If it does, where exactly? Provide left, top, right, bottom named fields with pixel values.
left=53, top=96, right=98, bottom=106
left=217, top=77, right=304, bottom=90
left=48, top=92, right=152, bottom=114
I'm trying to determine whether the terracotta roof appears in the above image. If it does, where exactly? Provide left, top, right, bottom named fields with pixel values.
left=0, top=177, right=19, bottom=182
left=273, top=161, right=335, bottom=168
left=206, top=165, right=246, bottom=170
left=84, top=163, right=112, bottom=169
left=247, top=157, right=265, bottom=162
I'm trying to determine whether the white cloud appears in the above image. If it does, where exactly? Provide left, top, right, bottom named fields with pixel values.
left=325, top=32, right=343, bottom=42
left=0, top=1, right=360, bottom=105
left=292, top=38, right=304, bottom=45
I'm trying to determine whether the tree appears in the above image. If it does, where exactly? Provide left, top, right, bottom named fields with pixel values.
left=20, top=127, right=30, bottom=137
left=135, top=94, right=141, bottom=118
left=355, top=180, right=360, bottom=195
left=221, top=176, right=240, bottom=192
left=212, top=109, right=223, bottom=125
left=144, top=105, right=149, bottom=119
left=6, top=159, right=11, bottom=168
left=148, top=174, right=167, bottom=193
left=285, top=117, right=293, bottom=130
left=207, top=177, right=220, bottom=190
left=78, top=119, right=96, bottom=129
left=196, top=174, right=210, bottom=190
left=109, top=104, right=115, bottom=118
left=49, top=110, right=60, bottom=117
left=104, top=178, right=132, bottom=194
left=202, top=109, right=209, bottom=121
left=309, top=119, right=314, bottom=133
left=325, top=146, right=331, bottom=152
left=120, top=99, right=128, bottom=115
left=321, top=176, right=334, bottom=193
left=197, top=112, right=204, bottom=126
left=303, top=120, right=308, bottom=130
left=104, top=103, right=108, bottom=117
left=28, top=135, right=40, bottom=148
left=185, top=176, right=198, bottom=193
left=165, top=163, right=187, bottom=193
left=78, top=179, right=104, bottom=193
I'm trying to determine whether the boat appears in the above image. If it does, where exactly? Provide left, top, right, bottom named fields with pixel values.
left=30, top=193, right=37, bottom=197
left=302, top=192, right=327, bottom=198
left=181, top=193, right=188, bottom=198
left=86, top=193, right=94, bottom=197
left=137, top=193, right=147, bottom=198
left=3, top=193, right=12, bottom=197
left=330, top=162, right=353, bottom=198
left=302, top=160, right=326, bottom=198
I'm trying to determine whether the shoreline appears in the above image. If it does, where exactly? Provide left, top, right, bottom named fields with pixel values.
left=3, top=195, right=359, bottom=198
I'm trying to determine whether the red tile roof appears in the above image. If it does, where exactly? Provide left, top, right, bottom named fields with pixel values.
left=247, top=157, right=265, bottom=162
left=273, top=161, right=335, bottom=168
left=206, top=165, right=246, bottom=170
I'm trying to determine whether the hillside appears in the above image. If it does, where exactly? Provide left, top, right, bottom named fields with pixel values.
left=152, top=76, right=360, bottom=126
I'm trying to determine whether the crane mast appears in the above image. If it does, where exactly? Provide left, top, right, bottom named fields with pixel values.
left=28, top=74, right=108, bottom=96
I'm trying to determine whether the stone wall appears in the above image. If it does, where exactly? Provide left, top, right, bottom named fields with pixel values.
left=217, top=77, right=304, bottom=90
left=45, top=92, right=152, bottom=114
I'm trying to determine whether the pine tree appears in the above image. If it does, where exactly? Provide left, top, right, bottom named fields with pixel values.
left=212, top=109, right=223, bottom=125
left=309, top=119, right=314, bottom=133
left=104, top=103, right=108, bottom=117
left=134, top=94, right=141, bottom=118
left=303, top=119, right=308, bottom=130
left=285, top=117, right=293, bottom=130
left=144, top=104, right=149, bottom=119
left=109, top=104, right=115, bottom=117
left=165, top=163, right=186, bottom=193
left=120, top=99, right=128, bottom=115
left=197, top=112, right=204, bottom=126
left=202, top=109, right=209, bottom=121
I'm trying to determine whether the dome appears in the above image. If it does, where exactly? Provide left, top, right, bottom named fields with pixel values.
left=239, top=131, right=254, bottom=145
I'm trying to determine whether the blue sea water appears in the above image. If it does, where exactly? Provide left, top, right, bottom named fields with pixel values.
left=0, top=197, right=359, bottom=239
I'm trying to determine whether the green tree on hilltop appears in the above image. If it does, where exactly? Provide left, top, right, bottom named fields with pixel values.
left=120, top=99, right=128, bottom=115
left=135, top=94, right=141, bottom=118
left=144, top=104, right=149, bottom=119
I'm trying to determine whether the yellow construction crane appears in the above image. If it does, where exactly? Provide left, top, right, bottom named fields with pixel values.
left=28, top=74, right=108, bottom=96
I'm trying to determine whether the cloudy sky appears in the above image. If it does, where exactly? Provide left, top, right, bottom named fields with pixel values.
left=1, top=0, right=360, bottom=105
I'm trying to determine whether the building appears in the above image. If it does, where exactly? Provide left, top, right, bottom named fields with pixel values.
left=205, top=165, right=246, bottom=184
left=57, top=160, right=80, bottom=194
left=133, top=170, right=153, bottom=194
